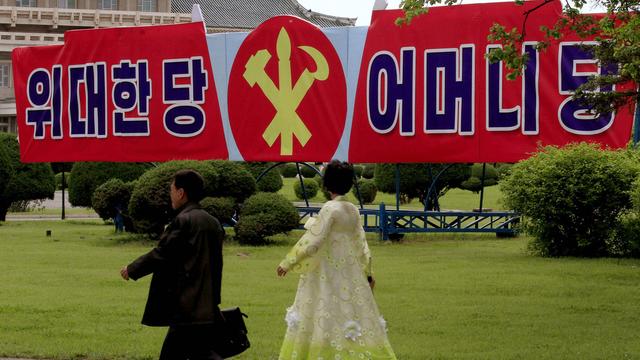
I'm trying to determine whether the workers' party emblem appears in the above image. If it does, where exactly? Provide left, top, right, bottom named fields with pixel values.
left=228, top=16, right=347, bottom=161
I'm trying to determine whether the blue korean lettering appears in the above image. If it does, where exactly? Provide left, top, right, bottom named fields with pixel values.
left=523, top=43, right=539, bottom=134
left=367, top=48, right=415, bottom=135
left=112, top=60, right=151, bottom=136
left=558, top=43, right=615, bottom=134
left=486, top=45, right=519, bottom=131
left=424, top=45, right=474, bottom=134
left=162, top=57, right=208, bottom=137
left=25, top=66, right=62, bottom=139
left=68, top=63, right=107, bottom=138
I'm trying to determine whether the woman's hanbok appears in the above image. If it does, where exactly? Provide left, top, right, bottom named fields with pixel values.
left=278, top=196, right=397, bottom=360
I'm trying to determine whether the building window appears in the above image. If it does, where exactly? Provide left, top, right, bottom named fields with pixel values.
left=57, top=0, right=76, bottom=8
left=0, top=64, right=10, bottom=88
left=0, top=117, right=12, bottom=133
left=98, top=0, right=118, bottom=10
left=16, top=0, right=37, bottom=7
left=137, top=0, right=156, bottom=12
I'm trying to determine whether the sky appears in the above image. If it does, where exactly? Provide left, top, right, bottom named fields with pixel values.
left=296, top=0, right=605, bottom=26
left=297, top=0, right=402, bottom=26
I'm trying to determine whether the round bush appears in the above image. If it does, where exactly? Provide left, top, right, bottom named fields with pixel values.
left=69, top=162, right=149, bottom=207
left=234, top=192, right=299, bottom=245
left=353, top=165, right=364, bottom=178
left=201, top=196, right=236, bottom=225
left=280, top=163, right=298, bottom=178
left=352, top=178, right=377, bottom=204
left=362, top=164, right=375, bottom=179
left=314, top=175, right=331, bottom=201
left=209, top=160, right=256, bottom=202
left=299, top=164, right=320, bottom=178
left=293, top=178, right=319, bottom=200
left=92, top=179, right=135, bottom=221
left=244, top=162, right=283, bottom=193
left=460, top=163, right=498, bottom=193
left=129, top=161, right=218, bottom=236
left=501, top=143, right=639, bottom=257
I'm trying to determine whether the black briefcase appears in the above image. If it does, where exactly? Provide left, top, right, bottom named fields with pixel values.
left=215, top=307, right=250, bottom=358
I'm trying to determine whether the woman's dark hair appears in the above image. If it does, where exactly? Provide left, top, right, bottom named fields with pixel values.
left=173, top=169, right=205, bottom=202
left=322, top=160, right=354, bottom=195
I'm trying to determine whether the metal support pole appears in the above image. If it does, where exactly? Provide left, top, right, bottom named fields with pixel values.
left=395, top=164, right=400, bottom=211
left=380, top=202, right=388, bottom=240
left=295, top=162, right=310, bottom=208
left=61, top=171, right=66, bottom=220
left=478, top=163, right=486, bottom=213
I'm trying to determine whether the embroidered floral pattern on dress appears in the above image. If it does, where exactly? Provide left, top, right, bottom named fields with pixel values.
left=343, top=320, right=363, bottom=342
left=285, top=307, right=301, bottom=330
left=379, top=316, right=388, bottom=333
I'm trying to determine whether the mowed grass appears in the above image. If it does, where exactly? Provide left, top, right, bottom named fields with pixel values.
left=1, top=221, right=639, bottom=359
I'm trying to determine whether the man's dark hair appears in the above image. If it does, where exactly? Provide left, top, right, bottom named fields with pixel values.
left=173, top=169, right=205, bottom=203
left=322, top=160, right=354, bottom=195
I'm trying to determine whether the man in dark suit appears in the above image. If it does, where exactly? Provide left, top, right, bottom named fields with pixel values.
left=121, top=169, right=225, bottom=359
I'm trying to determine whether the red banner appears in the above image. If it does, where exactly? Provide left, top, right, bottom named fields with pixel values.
left=13, top=22, right=227, bottom=162
left=348, top=1, right=635, bottom=163
left=12, top=1, right=636, bottom=163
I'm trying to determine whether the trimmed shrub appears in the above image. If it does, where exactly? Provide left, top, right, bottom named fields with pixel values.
left=293, top=178, right=320, bottom=200
left=208, top=160, right=256, bottom=202
left=460, top=163, right=499, bottom=193
left=201, top=196, right=236, bottom=225
left=362, top=164, right=375, bottom=179
left=314, top=175, right=331, bottom=201
left=374, top=163, right=469, bottom=208
left=352, top=178, right=377, bottom=204
left=129, top=161, right=218, bottom=236
left=243, top=162, right=283, bottom=193
left=353, top=165, right=364, bottom=178
left=234, top=192, right=299, bottom=245
left=69, top=162, right=149, bottom=207
left=0, top=133, right=55, bottom=221
left=92, top=179, right=135, bottom=221
left=299, top=164, right=320, bottom=178
left=280, top=163, right=298, bottom=178
left=501, top=143, right=639, bottom=257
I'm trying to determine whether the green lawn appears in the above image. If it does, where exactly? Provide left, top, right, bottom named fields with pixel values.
left=1, top=221, right=639, bottom=359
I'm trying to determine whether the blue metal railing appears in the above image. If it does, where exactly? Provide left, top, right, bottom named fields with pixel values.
left=296, top=203, right=520, bottom=240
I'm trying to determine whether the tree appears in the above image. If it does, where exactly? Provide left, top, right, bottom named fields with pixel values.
left=398, top=0, right=639, bottom=115
left=68, top=162, right=150, bottom=207
left=374, top=163, right=469, bottom=209
left=0, top=133, right=55, bottom=221
left=0, top=143, right=14, bottom=198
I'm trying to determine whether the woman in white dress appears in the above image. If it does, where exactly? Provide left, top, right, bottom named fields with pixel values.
left=276, top=160, right=397, bottom=360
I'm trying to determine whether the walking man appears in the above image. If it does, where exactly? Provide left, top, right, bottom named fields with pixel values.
left=121, top=169, right=225, bottom=359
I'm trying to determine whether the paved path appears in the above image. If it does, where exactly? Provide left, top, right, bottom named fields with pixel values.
left=5, top=190, right=99, bottom=221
